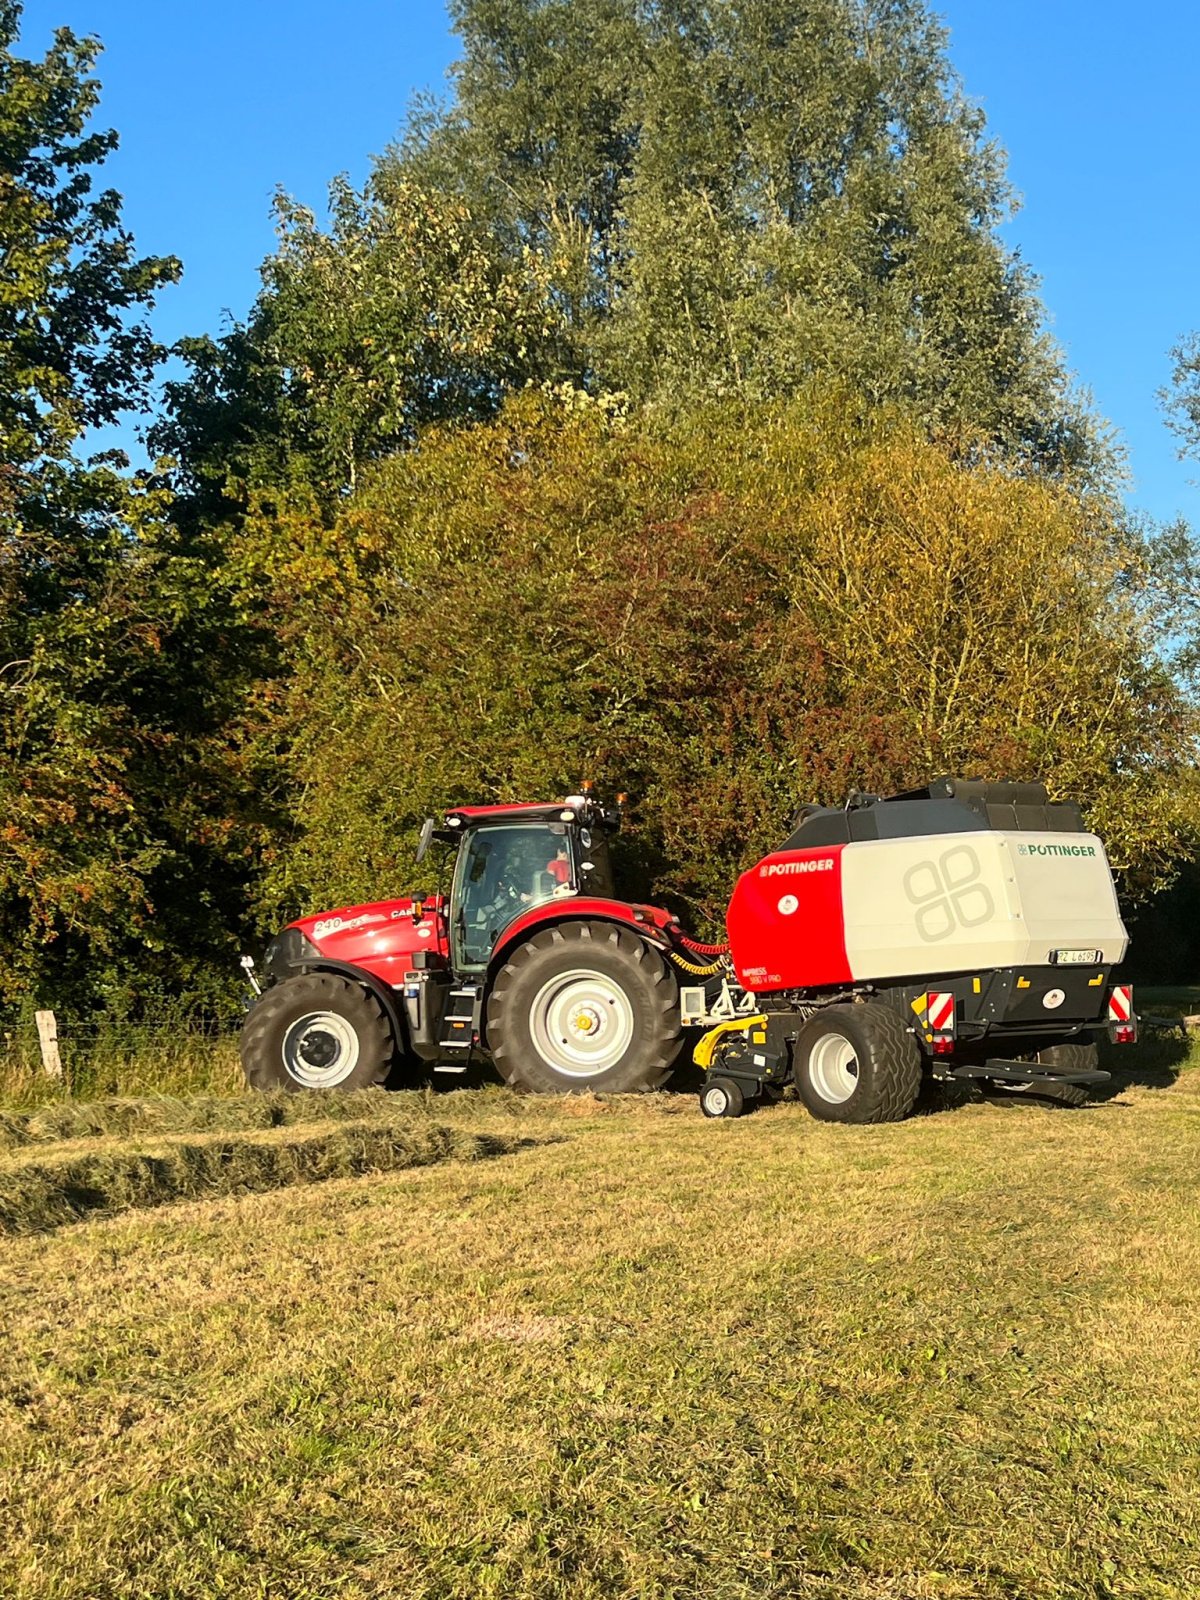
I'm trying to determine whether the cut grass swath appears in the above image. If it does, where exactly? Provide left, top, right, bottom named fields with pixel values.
left=0, top=1087, right=421, bottom=1150
left=0, top=1120, right=550, bottom=1235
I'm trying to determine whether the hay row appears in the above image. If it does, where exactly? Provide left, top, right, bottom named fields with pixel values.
left=0, top=1084, right=696, bottom=1155
left=0, top=1121, right=545, bottom=1236
left=0, top=1088, right=433, bottom=1151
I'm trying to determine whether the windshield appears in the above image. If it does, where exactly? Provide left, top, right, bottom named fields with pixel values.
left=453, top=824, right=577, bottom=967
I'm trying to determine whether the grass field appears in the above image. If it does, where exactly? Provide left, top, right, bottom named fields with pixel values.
left=2, top=1029, right=1200, bottom=1599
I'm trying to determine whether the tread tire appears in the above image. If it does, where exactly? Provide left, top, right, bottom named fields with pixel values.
left=992, top=1042, right=1096, bottom=1108
left=794, top=1003, right=923, bottom=1124
left=700, top=1076, right=745, bottom=1119
left=240, top=972, right=394, bottom=1093
left=487, top=920, right=682, bottom=1094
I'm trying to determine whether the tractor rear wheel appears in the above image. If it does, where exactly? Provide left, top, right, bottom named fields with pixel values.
left=240, top=972, right=394, bottom=1093
left=793, top=1003, right=922, bottom=1124
left=486, top=920, right=682, bottom=1094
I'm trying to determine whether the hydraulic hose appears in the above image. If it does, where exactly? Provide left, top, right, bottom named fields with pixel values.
left=668, top=949, right=726, bottom=978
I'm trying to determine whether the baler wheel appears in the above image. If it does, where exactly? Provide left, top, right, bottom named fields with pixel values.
left=793, top=1003, right=922, bottom=1124
left=240, top=972, right=394, bottom=1093
left=700, top=1076, right=744, bottom=1119
left=487, top=920, right=682, bottom=1094
left=990, top=1042, right=1096, bottom=1108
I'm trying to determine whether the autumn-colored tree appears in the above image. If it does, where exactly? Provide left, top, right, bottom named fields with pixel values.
left=228, top=390, right=1197, bottom=936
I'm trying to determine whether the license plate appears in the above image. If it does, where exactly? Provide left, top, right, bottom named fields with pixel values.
left=1051, top=948, right=1101, bottom=965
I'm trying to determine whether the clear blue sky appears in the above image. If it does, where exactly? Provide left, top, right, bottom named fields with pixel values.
left=15, top=0, right=1200, bottom=528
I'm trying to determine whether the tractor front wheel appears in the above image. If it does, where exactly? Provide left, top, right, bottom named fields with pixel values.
left=240, top=972, right=394, bottom=1093
left=793, top=1003, right=923, bottom=1124
left=486, top=921, right=682, bottom=1094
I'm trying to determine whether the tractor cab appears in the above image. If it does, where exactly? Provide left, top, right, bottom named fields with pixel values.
left=419, top=795, right=620, bottom=971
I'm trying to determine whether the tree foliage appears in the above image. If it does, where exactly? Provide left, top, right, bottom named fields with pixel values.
left=402, top=0, right=1099, bottom=471
left=153, top=173, right=566, bottom=510
left=228, top=391, right=1197, bottom=935
left=0, top=6, right=270, bottom=1013
left=1164, top=332, right=1200, bottom=464
left=162, top=0, right=1105, bottom=520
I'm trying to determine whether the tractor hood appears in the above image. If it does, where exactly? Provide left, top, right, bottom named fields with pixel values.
left=288, top=894, right=450, bottom=981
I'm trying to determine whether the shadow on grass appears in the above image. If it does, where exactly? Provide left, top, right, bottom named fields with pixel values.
left=392, top=1022, right=1196, bottom=1122
left=1091, top=1026, right=1193, bottom=1101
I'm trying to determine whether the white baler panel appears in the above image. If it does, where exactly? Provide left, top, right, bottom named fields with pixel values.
left=839, top=831, right=1126, bottom=982
left=1008, top=832, right=1127, bottom=962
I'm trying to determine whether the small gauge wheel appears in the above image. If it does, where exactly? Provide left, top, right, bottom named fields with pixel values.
left=700, top=1076, right=745, bottom=1119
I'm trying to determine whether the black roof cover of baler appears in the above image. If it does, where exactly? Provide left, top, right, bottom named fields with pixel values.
left=781, top=777, right=1085, bottom=851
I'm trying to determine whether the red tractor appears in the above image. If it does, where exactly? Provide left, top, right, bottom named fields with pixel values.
left=239, top=780, right=1136, bottom=1122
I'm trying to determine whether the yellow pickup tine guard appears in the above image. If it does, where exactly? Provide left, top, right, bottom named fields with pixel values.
left=693, top=1014, right=770, bottom=1071
left=695, top=1013, right=787, bottom=1120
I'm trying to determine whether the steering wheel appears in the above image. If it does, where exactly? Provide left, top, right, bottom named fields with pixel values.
left=475, top=881, right=520, bottom=924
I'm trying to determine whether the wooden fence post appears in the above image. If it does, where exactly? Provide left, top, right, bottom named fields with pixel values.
left=35, top=1010, right=63, bottom=1080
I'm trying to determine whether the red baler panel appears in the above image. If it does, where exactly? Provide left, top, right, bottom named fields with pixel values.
left=726, top=845, right=851, bottom=992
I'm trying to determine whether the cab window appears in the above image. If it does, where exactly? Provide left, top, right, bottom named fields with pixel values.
left=453, top=825, right=577, bottom=967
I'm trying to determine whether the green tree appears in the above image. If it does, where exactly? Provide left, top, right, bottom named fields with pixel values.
left=154, top=171, right=566, bottom=511
left=1164, top=333, right=1200, bottom=462
left=162, top=0, right=1105, bottom=517
left=0, top=6, right=269, bottom=1013
left=402, top=0, right=1099, bottom=474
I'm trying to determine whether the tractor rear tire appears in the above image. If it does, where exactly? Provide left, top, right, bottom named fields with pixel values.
left=990, top=1042, right=1097, bottom=1108
left=486, top=920, right=682, bottom=1094
left=240, top=972, right=394, bottom=1093
left=793, top=1003, right=923, bottom=1124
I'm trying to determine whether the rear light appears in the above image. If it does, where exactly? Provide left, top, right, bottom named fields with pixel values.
left=911, top=991, right=957, bottom=1053
left=1107, top=984, right=1136, bottom=1044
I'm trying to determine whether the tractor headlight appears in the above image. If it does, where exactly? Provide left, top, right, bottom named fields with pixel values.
left=262, top=927, right=319, bottom=980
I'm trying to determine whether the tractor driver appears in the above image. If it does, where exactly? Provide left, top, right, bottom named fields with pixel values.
left=521, top=843, right=576, bottom=904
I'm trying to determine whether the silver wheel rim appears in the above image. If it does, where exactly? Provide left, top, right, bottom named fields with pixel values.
left=704, top=1085, right=729, bottom=1115
left=529, top=968, right=635, bottom=1078
left=281, top=1010, right=361, bottom=1088
left=808, top=1032, right=860, bottom=1104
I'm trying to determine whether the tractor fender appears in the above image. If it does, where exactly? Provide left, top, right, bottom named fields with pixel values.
left=487, top=898, right=675, bottom=974
left=285, top=956, right=410, bottom=1051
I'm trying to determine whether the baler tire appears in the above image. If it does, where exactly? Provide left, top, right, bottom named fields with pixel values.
left=486, top=920, right=682, bottom=1095
left=991, top=1043, right=1097, bottom=1108
left=794, top=1003, right=922, bottom=1125
left=240, top=972, right=394, bottom=1093
left=700, top=1076, right=744, bottom=1119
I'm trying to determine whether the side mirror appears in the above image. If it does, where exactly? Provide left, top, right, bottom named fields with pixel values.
left=415, top=816, right=435, bottom=864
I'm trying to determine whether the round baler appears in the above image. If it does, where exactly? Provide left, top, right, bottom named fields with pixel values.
left=238, top=779, right=1135, bottom=1121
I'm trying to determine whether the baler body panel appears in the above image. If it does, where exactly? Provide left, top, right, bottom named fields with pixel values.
left=726, top=846, right=851, bottom=991
left=728, top=830, right=1127, bottom=993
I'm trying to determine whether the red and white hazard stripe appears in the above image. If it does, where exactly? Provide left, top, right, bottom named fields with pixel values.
left=928, top=992, right=956, bottom=1033
left=1107, top=985, right=1133, bottom=1023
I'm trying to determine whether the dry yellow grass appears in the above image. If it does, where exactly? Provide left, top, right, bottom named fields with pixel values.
left=1, top=1056, right=1199, bottom=1599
